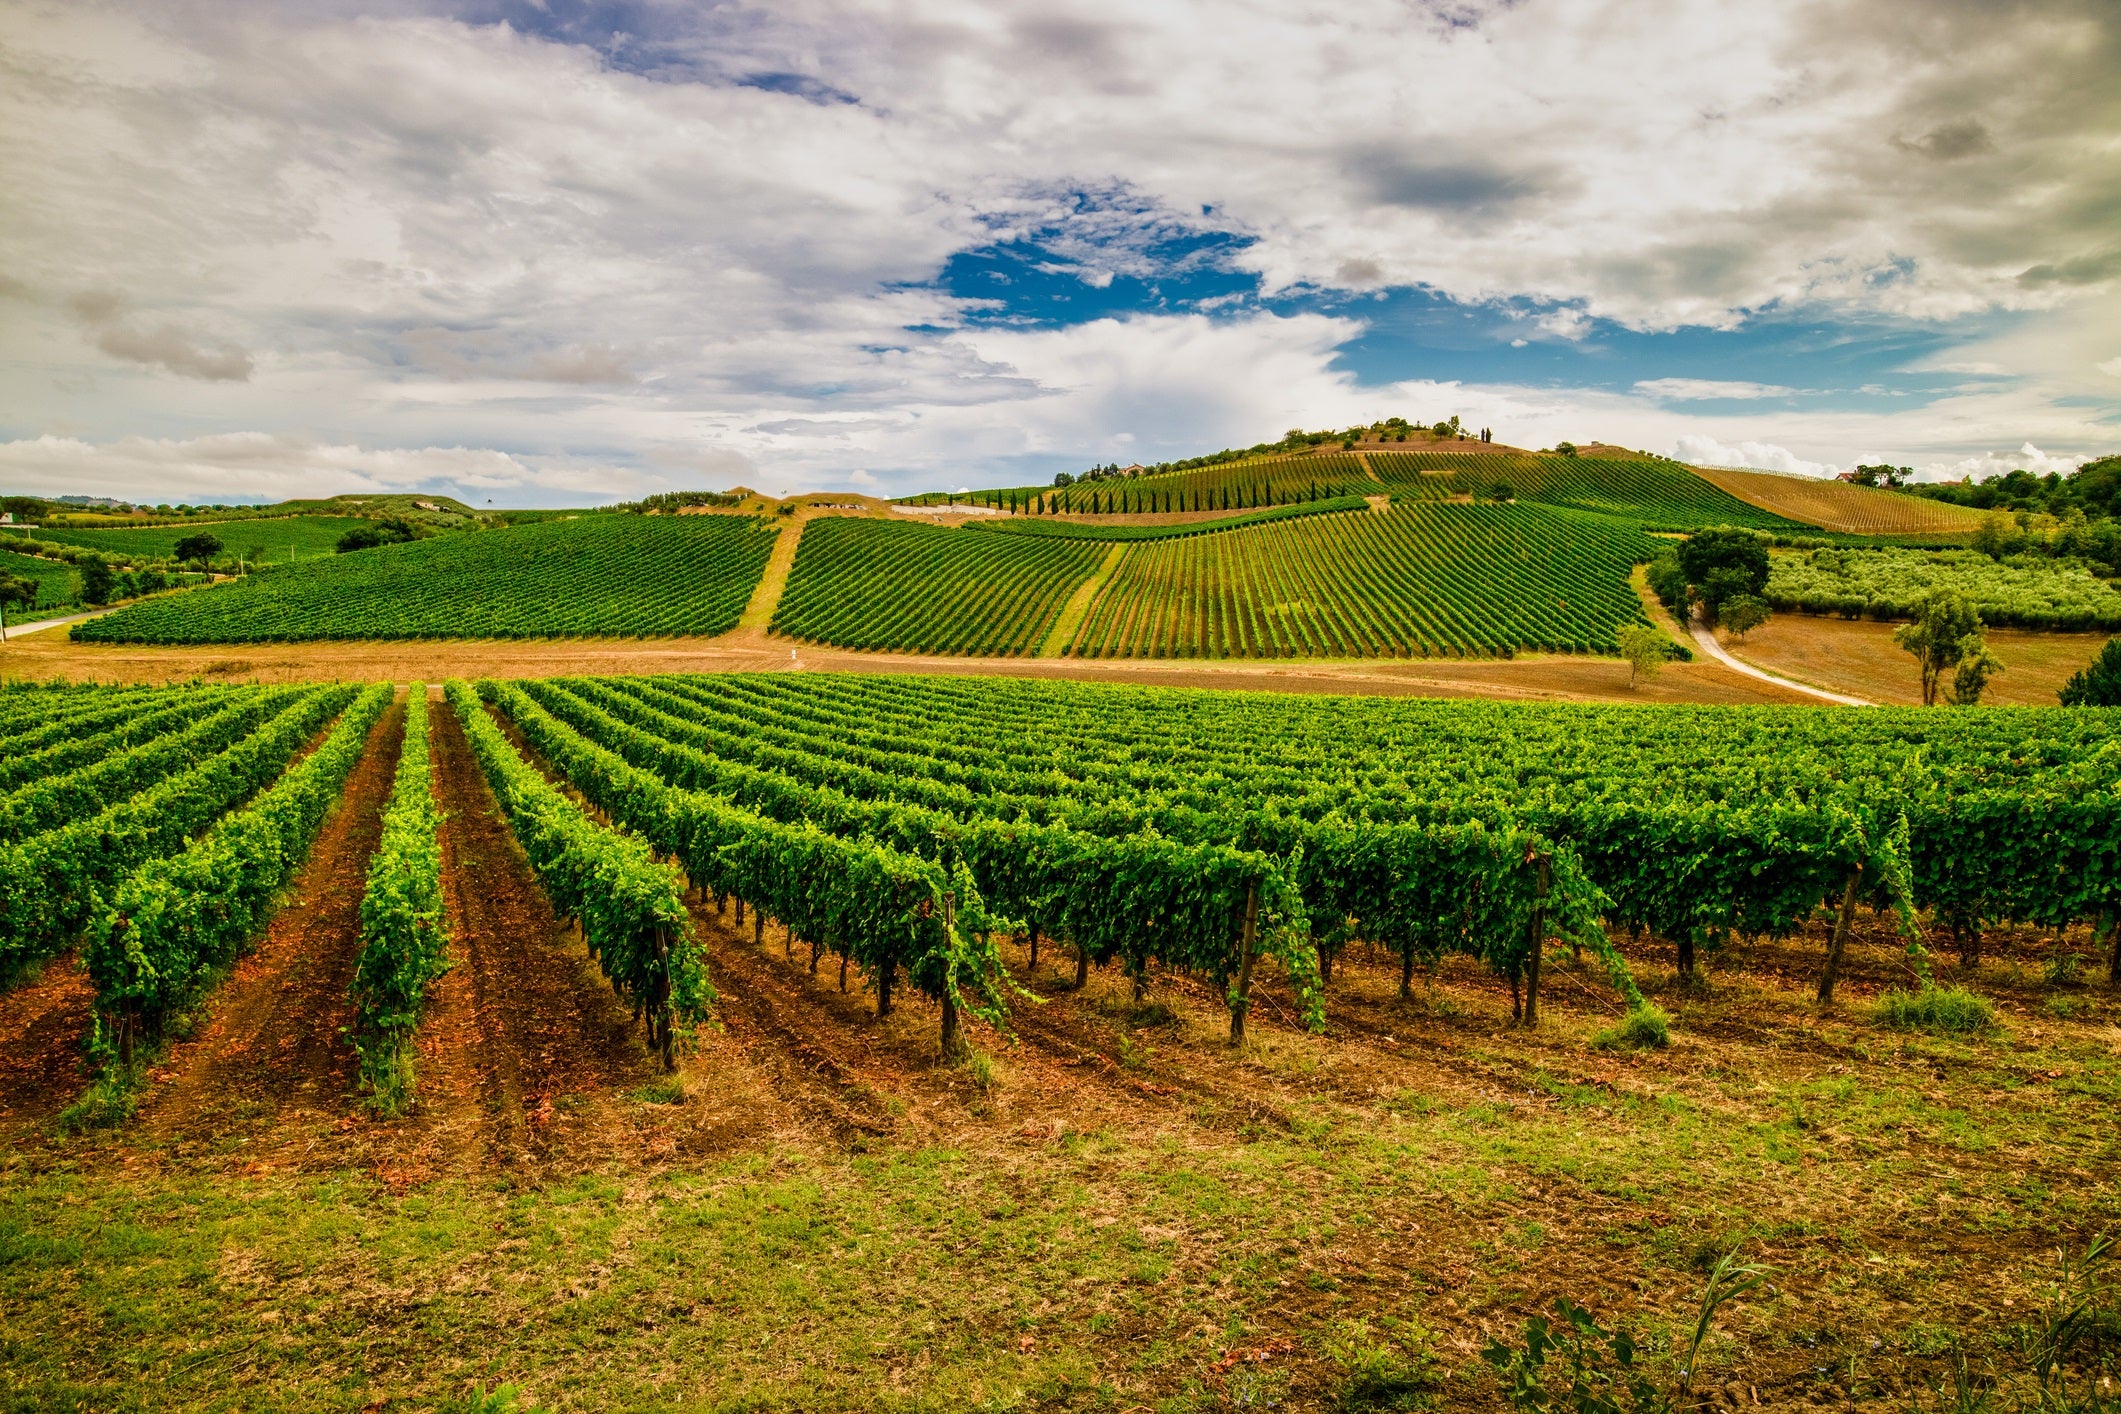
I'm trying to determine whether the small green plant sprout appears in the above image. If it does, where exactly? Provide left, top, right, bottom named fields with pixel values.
left=1675, top=1250, right=1768, bottom=1402
left=2012, top=1233, right=2116, bottom=1407
left=1483, top=1298, right=1666, bottom=1413
left=2044, top=952, right=2085, bottom=989
left=450, top=1384, right=541, bottom=1414
left=1482, top=1248, right=1766, bottom=1413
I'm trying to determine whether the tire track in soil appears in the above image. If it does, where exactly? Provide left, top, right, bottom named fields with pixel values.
left=0, top=952, right=95, bottom=1132
left=133, top=699, right=408, bottom=1151
left=382, top=697, right=666, bottom=1179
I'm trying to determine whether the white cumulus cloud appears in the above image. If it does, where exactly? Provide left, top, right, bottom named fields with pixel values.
left=1672, top=435, right=1841, bottom=479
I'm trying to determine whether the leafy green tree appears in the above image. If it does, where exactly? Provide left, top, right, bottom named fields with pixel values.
left=1677, top=528, right=1769, bottom=603
left=171, top=531, right=222, bottom=567
left=80, top=558, right=117, bottom=605
left=1848, top=464, right=1909, bottom=488
left=1893, top=592, right=1987, bottom=705
left=1718, top=594, right=1771, bottom=640
left=1948, top=633, right=2004, bottom=705
left=1970, top=509, right=2025, bottom=559
left=1697, top=567, right=1756, bottom=621
left=0, top=570, right=38, bottom=638
left=1645, top=552, right=1690, bottom=618
left=2058, top=637, right=2121, bottom=706
left=1615, top=625, right=1667, bottom=688
left=336, top=525, right=386, bottom=553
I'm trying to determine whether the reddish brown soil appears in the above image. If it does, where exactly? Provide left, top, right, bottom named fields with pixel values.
left=130, top=698, right=408, bottom=1149
left=0, top=953, right=95, bottom=1128
left=365, top=697, right=680, bottom=1180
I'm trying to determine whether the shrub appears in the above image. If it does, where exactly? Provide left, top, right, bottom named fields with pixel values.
left=2059, top=637, right=2121, bottom=706
left=1591, top=1003, right=1670, bottom=1051
left=1874, top=984, right=1995, bottom=1033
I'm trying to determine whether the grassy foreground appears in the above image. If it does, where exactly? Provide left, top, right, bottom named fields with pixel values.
left=3, top=920, right=2118, bottom=1412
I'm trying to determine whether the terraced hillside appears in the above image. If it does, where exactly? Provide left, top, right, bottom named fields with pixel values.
left=770, top=515, right=1107, bottom=654
left=1688, top=464, right=1989, bottom=535
left=1371, top=451, right=1808, bottom=531
left=1065, top=502, right=1657, bottom=658
left=74, top=515, right=780, bottom=643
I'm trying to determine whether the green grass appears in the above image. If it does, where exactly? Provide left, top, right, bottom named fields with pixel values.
left=1590, top=1003, right=1671, bottom=1051
left=1369, top=452, right=1812, bottom=532
left=73, top=517, right=781, bottom=643
left=19, top=516, right=382, bottom=563
left=1065, top=502, right=1658, bottom=658
left=772, top=516, right=1107, bottom=655
left=4, top=971, right=2115, bottom=1412
left=1873, top=984, right=1997, bottom=1034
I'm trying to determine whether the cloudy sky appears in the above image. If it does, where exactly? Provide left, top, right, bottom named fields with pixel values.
left=1, top=0, right=2117, bottom=506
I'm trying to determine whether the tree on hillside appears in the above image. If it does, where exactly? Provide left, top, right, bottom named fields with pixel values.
left=1949, top=635, right=2004, bottom=706
left=172, top=531, right=222, bottom=568
left=1647, top=551, right=1690, bottom=618
left=0, top=570, right=38, bottom=640
left=1719, top=595, right=1771, bottom=640
left=1893, top=593, right=1996, bottom=706
left=79, top=558, right=116, bottom=605
left=1849, top=464, right=1911, bottom=488
left=1674, top=528, right=1770, bottom=626
left=1616, top=624, right=1667, bottom=688
left=335, top=516, right=421, bottom=555
left=2058, top=637, right=2121, bottom=706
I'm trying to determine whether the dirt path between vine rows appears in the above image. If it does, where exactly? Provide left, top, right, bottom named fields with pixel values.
left=362, top=698, right=685, bottom=1180
left=0, top=952, right=96, bottom=1131
left=132, top=698, right=407, bottom=1149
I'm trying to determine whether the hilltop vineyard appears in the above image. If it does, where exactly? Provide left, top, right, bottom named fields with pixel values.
left=1369, top=451, right=1804, bottom=531
left=1065, top=502, right=1658, bottom=658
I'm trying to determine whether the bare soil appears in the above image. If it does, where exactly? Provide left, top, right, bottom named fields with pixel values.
left=0, top=953, right=94, bottom=1128
left=1717, top=615, right=2106, bottom=707
left=0, top=631, right=1818, bottom=705
left=129, top=698, right=409, bottom=1150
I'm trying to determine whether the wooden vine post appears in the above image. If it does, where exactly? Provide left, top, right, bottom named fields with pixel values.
left=940, top=891, right=961, bottom=1058
left=1816, top=863, right=1865, bottom=1004
left=1229, top=879, right=1260, bottom=1046
left=1027, top=923, right=1039, bottom=974
left=1524, top=850, right=1551, bottom=1027
left=653, top=925, right=675, bottom=1071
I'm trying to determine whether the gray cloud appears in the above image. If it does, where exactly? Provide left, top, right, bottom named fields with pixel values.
left=2019, top=248, right=2121, bottom=288
left=1894, top=119, right=1996, bottom=161
left=1348, top=149, right=1557, bottom=214
left=93, top=324, right=254, bottom=381
left=63, top=291, right=253, bottom=381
